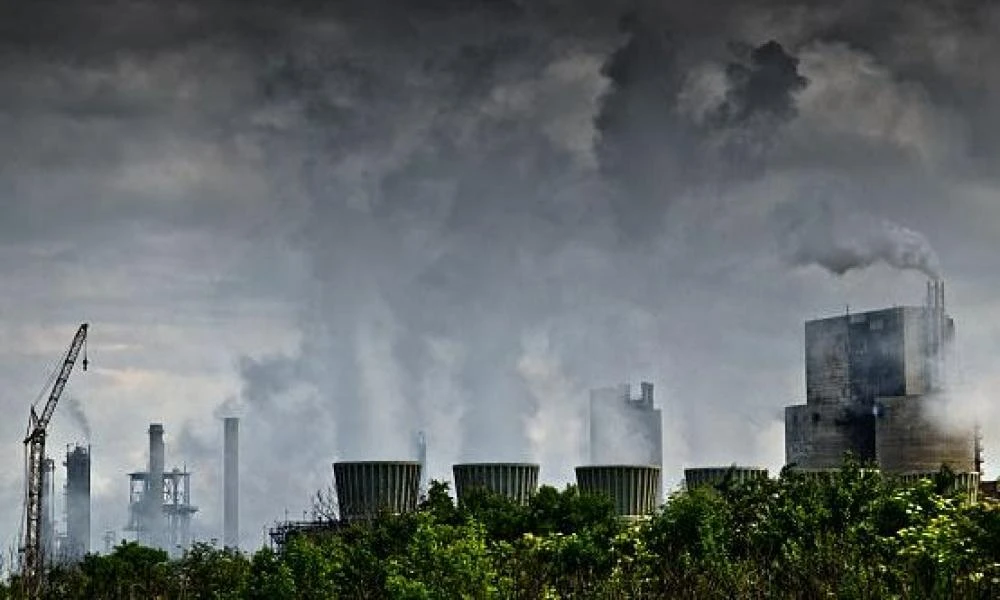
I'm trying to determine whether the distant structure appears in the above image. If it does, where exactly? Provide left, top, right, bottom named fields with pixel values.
left=223, top=417, right=239, bottom=550
left=125, top=423, right=198, bottom=554
left=685, top=466, right=768, bottom=490
left=63, top=445, right=90, bottom=562
left=589, top=382, right=663, bottom=500
left=453, top=463, right=539, bottom=505
left=416, top=431, right=428, bottom=498
left=333, top=461, right=421, bottom=522
left=785, top=281, right=977, bottom=474
left=576, top=465, right=660, bottom=517
left=41, top=458, right=56, bottom=564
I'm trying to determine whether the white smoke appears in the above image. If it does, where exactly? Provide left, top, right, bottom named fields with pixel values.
left=776, top=182, right=942, bottom=279
left=63, top=396, right=91, bottom=440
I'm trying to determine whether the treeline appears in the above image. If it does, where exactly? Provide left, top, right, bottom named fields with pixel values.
left=3, top=462, right=1000, bottom=599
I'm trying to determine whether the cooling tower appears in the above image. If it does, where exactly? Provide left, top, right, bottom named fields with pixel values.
left=452, top=463, right=539, bottom=505
left=333, top=461, right=421, bottom=522
left=685, top=466, right=768, bottom=489
left=575, top=465, right=660, bottom=517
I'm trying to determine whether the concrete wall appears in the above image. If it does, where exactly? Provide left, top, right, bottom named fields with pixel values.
left=785, top=404, right=861, bottom=468
left=875, top=396, right=976, bottom=474
left=805, top=316, right=851, bottom=406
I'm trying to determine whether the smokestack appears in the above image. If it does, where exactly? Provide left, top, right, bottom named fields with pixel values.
left=147, top=423, right=165, bottom=548
left=223, top=417, right=239, bottom=550
left=64, top=445, right=91, bottom=562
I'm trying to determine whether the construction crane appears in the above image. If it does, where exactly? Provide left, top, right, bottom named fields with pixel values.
left=21, top=324, right=88, bottom=597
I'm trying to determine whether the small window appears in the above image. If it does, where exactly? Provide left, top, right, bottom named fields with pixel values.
left=870, top=319, right=884, bottom=331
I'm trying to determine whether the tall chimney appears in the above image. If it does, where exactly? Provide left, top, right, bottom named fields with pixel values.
left=147, top=423, right=165, bottom=548
left=65, top=445, right=91, bottom=562
left=223, top=417, right=239, bottom=549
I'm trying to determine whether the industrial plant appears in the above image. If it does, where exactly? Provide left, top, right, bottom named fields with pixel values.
left=784, top=281, right=979, bottom=481
left=14, top=280, right=999, bottom=590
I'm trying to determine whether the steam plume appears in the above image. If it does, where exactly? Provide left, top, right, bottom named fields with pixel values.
left=776, top=185, right=942, bottom=279
left=64, top=397, right=91, bottom=440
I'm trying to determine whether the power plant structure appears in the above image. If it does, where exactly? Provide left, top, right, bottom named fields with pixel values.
left=223, top=417, right=239, bottom=550
left=333, top=461, right=422, bottom=522
left=576, top=465, right=661, bottom=517
left=62, top=445, right=91, bottom=562
left=40, top=459, right=56, bottom=564
left=784, top=281, right=978, bottom=478
left=589, top=382, right=663, bottom=501
left=125, top=423, right=198, bottom=554
left=685, top=466, right=769, bottom=490
left=453, top=463, right=539, bottom=505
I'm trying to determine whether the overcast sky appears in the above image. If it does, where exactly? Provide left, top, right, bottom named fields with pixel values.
left=1, top=0, right=998, bottom=555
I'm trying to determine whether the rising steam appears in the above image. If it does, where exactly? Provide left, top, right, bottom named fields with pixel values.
left=64, top=396, right=91, bottom=440
left=776, top=185, right=942, bottom=279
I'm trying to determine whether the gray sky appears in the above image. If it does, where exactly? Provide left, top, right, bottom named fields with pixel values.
left=1, top=0, right=998, bottom=554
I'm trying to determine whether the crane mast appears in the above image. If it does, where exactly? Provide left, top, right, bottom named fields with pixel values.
left=21, top=324, right=88, bottom=597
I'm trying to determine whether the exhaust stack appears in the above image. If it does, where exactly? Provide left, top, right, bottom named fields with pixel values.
left=147, top=423, right=165, bottom=548
left=223, top=417, right=239, bottom=549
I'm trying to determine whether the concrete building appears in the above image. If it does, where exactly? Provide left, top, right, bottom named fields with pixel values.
left=589, top=382, right=663, bottom=499
left=785, top=281, right=976, bottom=474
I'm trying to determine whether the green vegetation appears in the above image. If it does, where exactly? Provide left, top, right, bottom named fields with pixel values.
left=3, top=462, right=999, bottom=599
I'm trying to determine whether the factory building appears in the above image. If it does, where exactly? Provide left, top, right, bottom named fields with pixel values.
left=125, top=423, right=198, bottom=554
left=63, top=445, right=90, bottom=562
left=588, top=382, right=663, bottom=500
left=785, top=281, right=977, bottom=474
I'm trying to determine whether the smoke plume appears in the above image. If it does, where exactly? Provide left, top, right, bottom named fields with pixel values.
left=776, top=183, right=943, bottom=279
left=63, top=397, right=91, bottom=440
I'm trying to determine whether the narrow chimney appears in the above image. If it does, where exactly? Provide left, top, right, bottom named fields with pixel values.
left=223, top=417, right=239, bottom=549
left=147, top=424, right=165, bottom=548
